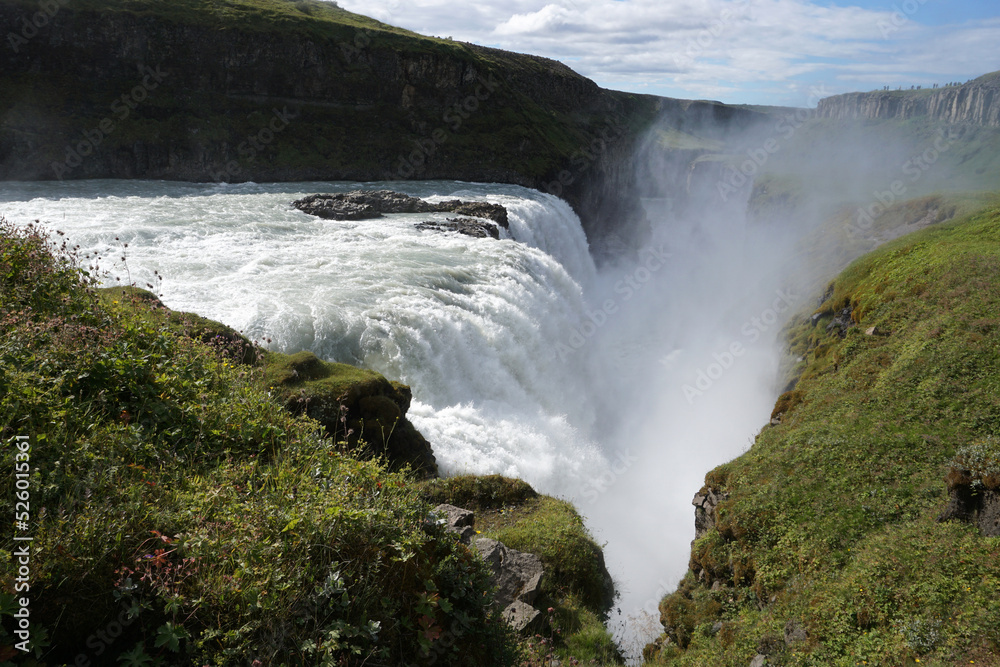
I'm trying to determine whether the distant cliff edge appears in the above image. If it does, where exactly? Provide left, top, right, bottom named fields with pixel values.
left=816, top=72, right=1000, bottom=127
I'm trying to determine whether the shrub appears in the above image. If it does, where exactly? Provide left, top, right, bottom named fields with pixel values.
left=420, top=474, right=538, bottom=510
left=947, top=437, right=1000, bottom=491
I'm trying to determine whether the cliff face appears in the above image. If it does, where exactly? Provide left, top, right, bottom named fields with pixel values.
left=0, top=0, right=666, bottom=244
left=816, top=72, right=1000, bottom=127
left=0, top=0, right=779, bottom=248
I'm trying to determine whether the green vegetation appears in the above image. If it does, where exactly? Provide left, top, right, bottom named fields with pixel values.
left=96, top=285, right=259, bottom=365
left=3, top=0, right=443, bottom=43
left=654, top=129, right=725, bottom=152
left=421, top=474, right=539, bottom=510
left=649, top=203, right=1000, bottom=665
left=264, top=348, right=438, bottom=476
left=0, top=219, right=524, bottom=665
left=787, top=192, right=1000, bottom=301
left=0, top=219, right=627, bottom=666
left=422, top=475, right=624, bottom=665
left=947, top=438, right=1000, bottom=492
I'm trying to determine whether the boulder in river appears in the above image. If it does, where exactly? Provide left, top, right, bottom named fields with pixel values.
left=292, top=190, right=509, bottom=229
left=415, top=217, right=500, bottom=239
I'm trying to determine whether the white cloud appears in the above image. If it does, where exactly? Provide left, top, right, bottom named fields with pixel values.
left=495, top=4, right=575, bottom=35
left=332, top=0, right=1000, bottom=105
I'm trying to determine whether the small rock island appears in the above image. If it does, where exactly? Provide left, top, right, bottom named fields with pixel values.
left=292, top=190, right=510, bottom=240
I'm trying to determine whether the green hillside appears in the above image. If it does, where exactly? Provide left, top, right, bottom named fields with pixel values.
left=648, top=198, right=1000, bottom=666
left=3, top=0, right=446, bottom=44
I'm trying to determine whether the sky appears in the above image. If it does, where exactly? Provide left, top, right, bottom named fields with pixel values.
left=332, top=0, right=1000, bottom=107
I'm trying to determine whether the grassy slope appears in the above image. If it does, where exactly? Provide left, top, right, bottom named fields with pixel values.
left=0, top=221, right=610, bottom=666
left=649, top=202, right=1000, bottom=666
left=2, top=0, right=438, bottom=41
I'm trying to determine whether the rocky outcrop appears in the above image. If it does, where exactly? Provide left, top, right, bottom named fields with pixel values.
left=432, top=503, right=476, bottom=543
left=442, top=201, right=509, bottom=228
left=825, top=306, right=854, bottom=339
left=293, top=190, right=440, bottom=219
left=816, top=73, right=1000, bottom=127
left=433, top=503, right=546, bottom=632
left=265, top=350, right=437, bottom=476
left=414, top=217, right=500, bottom=239
left=475, top=538, right=545, bottom=617
left=744, top=625, right=806, bottom=666
left=292, top=190, right=508, bottom=232
left=693, top=486, right=729, bottom=540
left=939, top=448, right=1000, bottom=537
left=93, top=287, right=436, bottom=472
left=784, top=618, right=808, bottom=646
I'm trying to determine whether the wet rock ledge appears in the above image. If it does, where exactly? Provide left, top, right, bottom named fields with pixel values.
left=292, top=190, right=509, bottom=240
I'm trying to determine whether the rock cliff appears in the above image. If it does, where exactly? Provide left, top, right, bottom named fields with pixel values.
left=0, top=0, right=659, bottom=244
left=0, top=0, right=769, bottom=249
left=816, top=71, right=1000, bottom=127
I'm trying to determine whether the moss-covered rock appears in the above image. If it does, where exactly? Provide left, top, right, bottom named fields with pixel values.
left=96, top=287, right=438, bottom=476
left=265, top=350, right=437, bottom=476
left=421, top=473, right=538, bottom=510
left=422, top=475, right=615, bottom=618
left=420, top=474, right=623, bottom=664
left=940, top=437, right=1000, bottom=536
left=97, top=286, right=259, bottom=364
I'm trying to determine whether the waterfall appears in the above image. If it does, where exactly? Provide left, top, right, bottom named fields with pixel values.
left=1, top=176, right=794, bottom=660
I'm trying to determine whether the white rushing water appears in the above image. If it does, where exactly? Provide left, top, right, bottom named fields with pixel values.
left=0, top=179, right=790, bottom=658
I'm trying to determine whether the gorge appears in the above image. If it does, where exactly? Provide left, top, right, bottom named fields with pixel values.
left=3, top=1, right=1000, bottom=666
